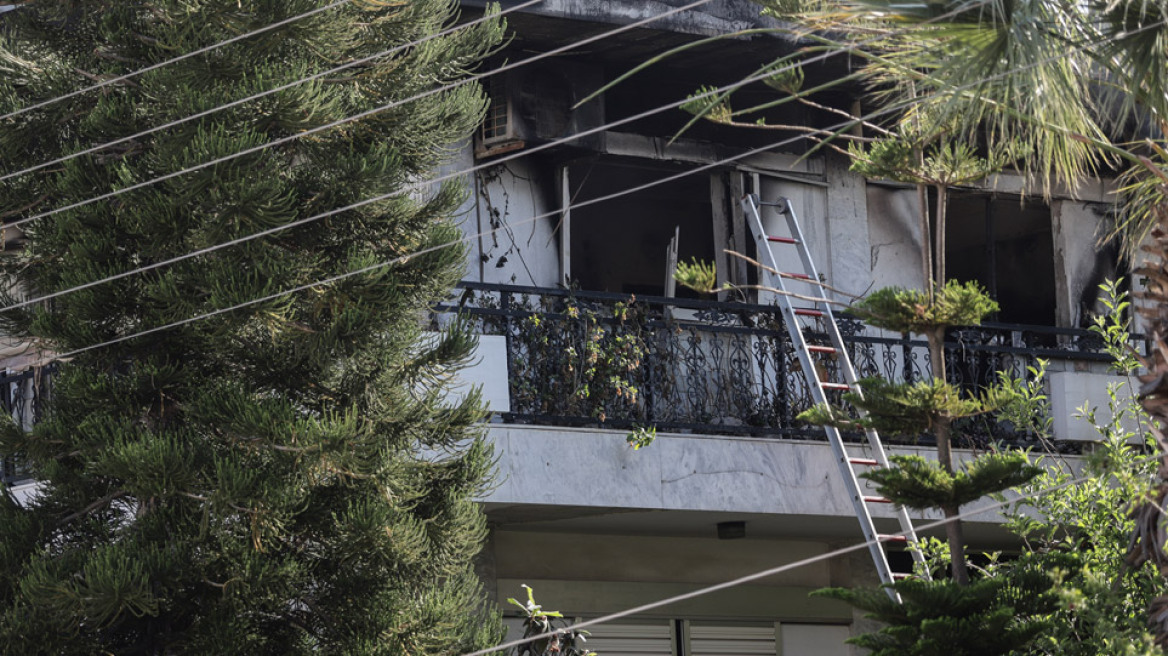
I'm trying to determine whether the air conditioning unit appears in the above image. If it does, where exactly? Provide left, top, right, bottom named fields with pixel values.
left=474, top=61, right=604, bottom=159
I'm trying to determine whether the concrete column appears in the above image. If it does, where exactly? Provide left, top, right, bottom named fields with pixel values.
left=824, top=151, right=872, bottom=298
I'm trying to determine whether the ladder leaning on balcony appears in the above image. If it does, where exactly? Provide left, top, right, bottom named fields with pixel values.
left=741, top=194, right=930, bottom=600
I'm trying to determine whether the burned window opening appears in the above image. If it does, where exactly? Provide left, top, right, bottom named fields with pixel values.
left=567, top=159, right=715, bottom=298
left=943, top=192, right=1057, bottom=326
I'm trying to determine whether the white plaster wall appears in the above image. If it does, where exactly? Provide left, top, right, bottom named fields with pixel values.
left=866, top=185, right=926, bottom=291
left=1049, top=370, right=1144, bottom=442
left=823, top=153, right=873, bottom=300
left=483, top=424, right=1024, bottom=528
left=440, top=143, right=482, bottom=282
left=467, top=158, right=563, bottom=287
left=1051, top=199, right=1118, bottom=328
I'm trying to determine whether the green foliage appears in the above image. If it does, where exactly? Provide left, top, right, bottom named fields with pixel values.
left=625, top=425, right=657, bottom=451
left=0, top=1, right=505, bottom=652
left=993, top=360, right=1055, bottom=440
left=1002, top=280, right=1161, bottom=655
left=679, top=86, right=732, bottom=124
left=850, top=138, right=1007, bottom=187
left=849, top=138, right=917, bottom=183
left=507, top=585, right=595, bottom=656
left=1089, top=279, right=1140, bottom=373
left=509, top=297, right=647, bottom=423
left=864, top=452, right=1041, bottom=511
left=674, top=257, right=718, bottom=294
left=850, top=280, right=999, bottom=335
left=798, top=377, right=1016, bottom=437
left=763, top=62, right=804, bottom=95
left=815, top=565, right=1059, bottom=656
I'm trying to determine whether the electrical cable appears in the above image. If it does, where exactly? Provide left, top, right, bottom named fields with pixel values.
left=7, top=5, right=1152, bottom=365
left=0, top=0, right=1010, bottom=316
left=0, top=0, right=354, bottom=122
left=0, top=0, right=546, bottom=184
left=2, top=0, right=718, bottom=230
left=460, top=473, right=1089, bottom=656
left=0, top=11, right=1127, bottom=642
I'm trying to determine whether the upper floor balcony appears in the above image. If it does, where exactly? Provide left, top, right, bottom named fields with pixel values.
left=440, top=281, right=1140, bottom=447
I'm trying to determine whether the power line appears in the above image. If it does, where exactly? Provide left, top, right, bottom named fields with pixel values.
left=0, top=0, right=999, bottom=316
left=8, top=5, right=1148, bottom=365
left=0, top=68, right=837, bottom=315
left=0, top=0, right=354, bottom=123
left=461, top=474, right=1088, bottom=656
left=18, top=55, right=1076, bottom=366
left=0, top=0, right=546, bottom=184
left=3, top=0, right=718, bottom=230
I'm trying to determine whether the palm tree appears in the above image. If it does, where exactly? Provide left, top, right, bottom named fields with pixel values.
left=768, top=0, right=1168, bottom=643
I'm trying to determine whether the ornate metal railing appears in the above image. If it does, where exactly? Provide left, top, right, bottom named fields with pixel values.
left=0, top=366, right=51, bottom=483
left=438, top=282, right=1134, bottom=447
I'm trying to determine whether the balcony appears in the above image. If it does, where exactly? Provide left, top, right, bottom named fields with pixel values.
left=440, top=282, right=1134, bottom=447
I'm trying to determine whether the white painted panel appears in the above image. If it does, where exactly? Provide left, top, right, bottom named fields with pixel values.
left=755, top=175, right=829, bottom=306
left=1049, top=370, right=1141, bottom=442
left=779, top=623, right=849, bottom=656
left=457, top=334, right=510, bottom=414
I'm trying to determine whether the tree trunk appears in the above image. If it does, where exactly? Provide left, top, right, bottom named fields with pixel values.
left=927, top=326, right=969, bottom=584
left=943, top=503, right=971, bottom=585
left=916, top=182, right=933, bottom=295
left=934, top=184, right=948, bottom=288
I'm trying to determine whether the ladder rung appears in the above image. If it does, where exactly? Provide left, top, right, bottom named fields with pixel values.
left=766, top=236, right=798, bottom=244
left=849, top=458, right=880, bottom=466
left=793, top=308, right=823, bottom=318
left=807, top=345, right=837, bottom=354
left=879, top=534, right=909, bottom=543
left=820, top=382, right=850, bottom=391
left=892, top=572, right=913, bottom=580
left=863, top=496, right=892, bottom=504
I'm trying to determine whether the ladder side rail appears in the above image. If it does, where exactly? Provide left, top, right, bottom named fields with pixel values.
left=742, top=196, right=826, bottom=404
left=743, top=195, right=905, bottom=599
left=777, top=198, right=896, bottom=462
left=776, top=197, right=931, bottom=582
left=823, top=425, right=902, bottom=594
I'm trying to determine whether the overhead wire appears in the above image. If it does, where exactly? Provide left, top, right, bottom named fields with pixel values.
left=0, top=8, right=1127, bottom=642
left=0, top=0, right=547, bottom=184
left=2, top=0, right=719, bottom=230
left=23, top=17, right=1130, bottom=368
left=0, top=0, right=355, bottom=122
left=3, top=5, right=1152, bottom=366
left=0, top=0, right=1002, bottom=316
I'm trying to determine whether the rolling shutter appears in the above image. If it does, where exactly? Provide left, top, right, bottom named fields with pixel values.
left=582, top=621, right=674, bottom=656
left=688, top=624, right=777, bottom=656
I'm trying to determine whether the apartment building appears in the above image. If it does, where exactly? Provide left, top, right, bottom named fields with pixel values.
left=436, top=1, right=1131, bottom=653
left=0, top=1, right=1133, bottom=654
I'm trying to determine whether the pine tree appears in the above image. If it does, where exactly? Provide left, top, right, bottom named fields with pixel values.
left=0, top=1, right=504, bottom=653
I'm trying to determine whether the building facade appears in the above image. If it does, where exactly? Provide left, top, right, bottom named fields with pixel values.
left=441, top=1, right=1133, bottom=654
left=0, top=1, right=1136, bottom=654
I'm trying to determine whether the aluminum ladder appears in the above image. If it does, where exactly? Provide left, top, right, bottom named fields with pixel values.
left=741, top=193, right=929, bottom=598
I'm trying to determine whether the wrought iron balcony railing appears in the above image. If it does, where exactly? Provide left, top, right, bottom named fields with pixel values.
left=439, top=282, right=1134, bottom=447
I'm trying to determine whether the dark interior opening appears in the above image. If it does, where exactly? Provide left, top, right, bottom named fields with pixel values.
left=944, top=193, right=1056, bottom=326
left=569, top=158, right=715, bottom=297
